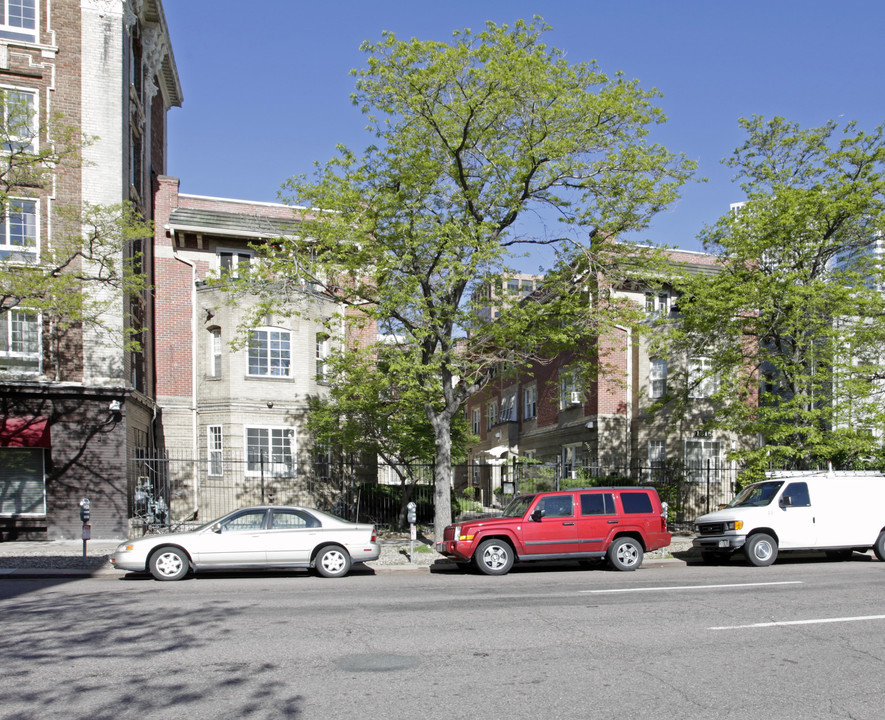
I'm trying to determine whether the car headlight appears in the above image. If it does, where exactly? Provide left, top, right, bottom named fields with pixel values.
left=725, top=521, right=744, bottom=531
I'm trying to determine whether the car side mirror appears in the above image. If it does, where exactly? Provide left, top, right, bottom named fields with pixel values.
left=779, top=495, right=792, bottom=508
left=531, top=508, right=545, bottom=522
left=211, top=523, right=222, bottom=533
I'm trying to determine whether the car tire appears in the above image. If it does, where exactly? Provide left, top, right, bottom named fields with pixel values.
left=874, top=531, right=885, bottom=562
left=315, top=545, right=352, bottom=578
left=744, top=533, right=777, bottom=567
left=149, top=546, right=189, bottom=581
left=701, top=551, right=731, bottom=565
left=474, top=539, right=514, bottom=575
left=608, top=537, right=643, bottom=571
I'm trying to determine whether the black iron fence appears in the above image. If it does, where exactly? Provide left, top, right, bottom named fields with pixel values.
left=127, top=450, right=736, bottom=534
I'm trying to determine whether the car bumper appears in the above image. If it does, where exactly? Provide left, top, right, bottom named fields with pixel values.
left=435, top=540, right=474, bottom=562
left=692, top=535, right=746, bottom=551
left=351, top=541, right=381, bottom=563
left=110, top=549, right=150, bottom=572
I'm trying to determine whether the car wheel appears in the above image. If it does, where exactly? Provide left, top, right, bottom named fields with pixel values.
left=701, top=551, right=731, bottom=565
left=608, top=537, right=643, bottom=571
left=474, top=539, right=514, bottom=575
left=744, top=533, right=777, bottom=567
left=315, top=546, right=352, bottom=578
left=149, top=546, right=189, bottom=581
left=874, top=531, right=885, bottom=562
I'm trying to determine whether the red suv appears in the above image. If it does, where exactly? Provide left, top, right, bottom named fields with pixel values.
left=437, top=487, right=671, bottom=575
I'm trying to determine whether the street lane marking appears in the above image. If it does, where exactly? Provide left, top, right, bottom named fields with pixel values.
left=710, top=615, right=885, bottom=630
left=579, top=581, right=803, bottom=594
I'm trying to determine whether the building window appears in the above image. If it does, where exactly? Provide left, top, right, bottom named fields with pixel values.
left=486, top=401, right=497, bottom=430
left=217, top=248, right=252, bottom=279
left=562, top=444, right=581, bottom=479
left=0, top=1, right=36, bottom=42
left=208, top=328, right=221, bottom=378
left=645, top=290, right=670, bottom=315
left=688, top=356, right=719, bottom=398
left=1, top=88, right=36, bottom=151
left=0, top=198, right=37, bottom=260
left=207, top=425, right=223, bottom=477
left=500, top=392, right=516, bottom=422
left=471, top=407, right=480, bottom=435
left=0, top=309, right=40, bottom=373
left=0, top=447, right=44, bottom=514
left=523, top=384, right=537, bottom=419
left=246, top=427, right=295, bottom=476
left=315, top=332, right=329, bottom=382
left=560, top=368, right=582, bottom=409
left=248, top=328, right=291, bottom=377
left=649, top=358, right=667, bottom=399
left=648, top=439, right=666, bottom=470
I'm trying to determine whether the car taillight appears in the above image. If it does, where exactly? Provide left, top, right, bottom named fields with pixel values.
left=371, top=528, right=377, bottom=542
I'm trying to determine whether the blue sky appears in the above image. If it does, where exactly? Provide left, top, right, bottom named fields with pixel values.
left=163, top=1, right=885, bottom=256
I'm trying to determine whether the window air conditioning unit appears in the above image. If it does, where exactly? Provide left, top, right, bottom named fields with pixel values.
left=569, top=391, right=583, bottom=405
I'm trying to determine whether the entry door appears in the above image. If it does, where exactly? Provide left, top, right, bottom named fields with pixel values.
left=519, top=494, right=578, bottom=556
left=776, top=482, right=816, bottom=549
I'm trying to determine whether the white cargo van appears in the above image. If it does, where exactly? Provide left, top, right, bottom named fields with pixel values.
left=692, top=470, right=885, bottom=566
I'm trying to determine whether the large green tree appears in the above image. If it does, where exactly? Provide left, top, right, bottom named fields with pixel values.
left=254, top=19, right=693, bottom=540
left=664, top=116, right=885, bottom=470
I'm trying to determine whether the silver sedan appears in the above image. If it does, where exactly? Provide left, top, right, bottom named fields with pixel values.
left=111, top=506, right=380, bottom=580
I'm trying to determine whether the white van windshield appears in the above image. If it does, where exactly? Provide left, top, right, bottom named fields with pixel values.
left=728, top=481, right=784, bottom=508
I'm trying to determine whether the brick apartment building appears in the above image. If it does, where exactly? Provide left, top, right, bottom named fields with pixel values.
left=462, top=248, right=756, bottom=508
left=149, top=178, right=366, bottom=521
left=0, top=0, right=181, bottom=539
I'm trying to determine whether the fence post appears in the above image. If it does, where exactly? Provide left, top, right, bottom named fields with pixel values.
left=260, top=451, right=266, bottom=505
left=705, top=458, right=711, bottom=515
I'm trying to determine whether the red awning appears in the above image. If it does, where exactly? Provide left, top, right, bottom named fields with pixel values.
left=0, top=416, right=51, bottom=448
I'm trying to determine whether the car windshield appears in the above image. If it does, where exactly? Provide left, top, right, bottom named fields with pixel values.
left=502, top=495, right=535, bottom=518
left=728, top=481, right=784, bottom=508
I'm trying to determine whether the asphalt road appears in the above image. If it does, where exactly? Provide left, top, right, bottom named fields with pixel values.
left=2, top=555, right=884, bottom=719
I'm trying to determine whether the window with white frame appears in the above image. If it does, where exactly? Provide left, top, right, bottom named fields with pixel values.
left=523, top=384, right=537, bottom=419
left=648, top=439, right=666, bottom=469
left=1, top=88, right=36, bottom=151
left=315, top=332, right=329, bottom=382
left=562, top=444, right=582, bottom=479
left=246, top=426, right=295, bottom=476
left=486, top=401, right=497, bottom=430
left=0, top=308, right=40, bottom=373
left=471, top=407, right=480, bottom=435
left=645, top=290, right=670, bottom=315
left=649, top=358, right=667, bottom=399
left=0, top=1, right=36, bottom=42
left=688, top=356, right=719, bottom=398
left=0, top=198, right=37, bottom=260
left=500, top=392, right=516, bottom=422
left=217, top=248, right=252, bottom=279
left=207, top=425, right=223, bottom=476
left=248, top=328, right=291, bottom=377
left=560, top=367, right=582, bottom=408
left=208, top=328, right=221, bottom=378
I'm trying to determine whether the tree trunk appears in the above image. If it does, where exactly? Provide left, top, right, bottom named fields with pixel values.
left=430, top=411, right=453, bottom=545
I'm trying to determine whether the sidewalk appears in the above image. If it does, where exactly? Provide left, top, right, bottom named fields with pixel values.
left=0, top=535, right=694, bottom=578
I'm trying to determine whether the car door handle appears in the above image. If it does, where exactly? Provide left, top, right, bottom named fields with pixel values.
left=607, top=520, right=618, bottom=524
left=562, top=522, right=575, bottom=526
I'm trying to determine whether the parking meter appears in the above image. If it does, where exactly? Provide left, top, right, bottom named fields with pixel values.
left=406, top=502, right=417, bottom=524
left=79, top=497, right=91, bottom=523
